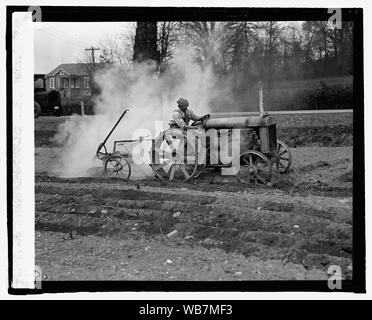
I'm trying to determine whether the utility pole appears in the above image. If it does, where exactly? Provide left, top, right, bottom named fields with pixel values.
left=85, top=46, right=100, bottom=64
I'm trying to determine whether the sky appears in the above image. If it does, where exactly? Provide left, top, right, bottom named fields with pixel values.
left=33, top=22, right=132, bottom=74
left=34, top=21, right=303, bottom=74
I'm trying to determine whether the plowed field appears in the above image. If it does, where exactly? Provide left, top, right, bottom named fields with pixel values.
left=35, top=114, right=353, bottom=281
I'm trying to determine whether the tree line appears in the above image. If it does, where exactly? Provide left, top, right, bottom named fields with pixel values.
left=78, top=21, right=354, bottom=110
left=80, top=21, right=353, bottom=88
left=133, top=21, right=353, bottom=88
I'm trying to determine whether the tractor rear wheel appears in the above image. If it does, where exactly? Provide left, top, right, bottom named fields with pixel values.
left=150, top=129, right=199, bottom=182
left=238, top=150, right=272, bottom=184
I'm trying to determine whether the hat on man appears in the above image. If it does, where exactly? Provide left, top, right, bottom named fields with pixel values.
left=177, top=98, right=189, bottom=107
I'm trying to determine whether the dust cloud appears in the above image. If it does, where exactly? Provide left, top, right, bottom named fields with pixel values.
left=51, top=47, right=223, bottom=179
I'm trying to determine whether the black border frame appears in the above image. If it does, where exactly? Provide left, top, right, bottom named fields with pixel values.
left=6, top=6, right=365, bottom=294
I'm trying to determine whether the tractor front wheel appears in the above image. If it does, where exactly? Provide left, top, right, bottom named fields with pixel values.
left=274, top=140, right=292, bottom=173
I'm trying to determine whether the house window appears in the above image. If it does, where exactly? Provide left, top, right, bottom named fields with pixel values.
left=60, top=70, right=65, bottom=76
left=71, top=79, right=75, bottom=88
left=84, top=77, right=90, bottom=88
left=64, top=79, right=69, bottom=88
left=75, top=79, right=80, bottom=88
left=56, top=78, right=60, bottom=89
left=49, top=77, right=55, bottom=89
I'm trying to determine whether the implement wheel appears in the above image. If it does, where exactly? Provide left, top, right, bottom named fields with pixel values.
left=104, top=155, right=131, bottom=180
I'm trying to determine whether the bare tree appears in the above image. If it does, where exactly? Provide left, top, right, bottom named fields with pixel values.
left=76, top=50, right=107, bottom=95
left=99, top=24, right=135, bottom=70
left=177, top=21, right=223, bottom=66
left=257, top=21, right=285, bottom=84
left=157, top=22, right=178, bottom=66
left=219, top=22, right=260, bottom=71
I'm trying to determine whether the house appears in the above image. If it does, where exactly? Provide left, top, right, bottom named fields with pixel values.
left=45, top=63, right=104, bottom=113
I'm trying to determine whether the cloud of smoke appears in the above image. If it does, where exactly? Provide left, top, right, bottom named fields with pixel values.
left=51, top=46, right=221, bottom=179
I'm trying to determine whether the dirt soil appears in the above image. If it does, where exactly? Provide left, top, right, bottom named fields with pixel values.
left=35, top=114, right=353, bottom=281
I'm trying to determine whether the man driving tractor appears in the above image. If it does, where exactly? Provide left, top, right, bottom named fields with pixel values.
left=169, top=98, right=202, bottom=130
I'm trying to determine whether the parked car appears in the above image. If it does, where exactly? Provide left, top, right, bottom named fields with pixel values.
left=34, top=74, right=62, bottom=118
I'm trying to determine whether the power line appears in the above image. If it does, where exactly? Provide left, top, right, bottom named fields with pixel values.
left=43, top=26, right=84, bottom=47
left=36, top=29, right=85, bottom=71
left=38, top=28, right=82, bottom=49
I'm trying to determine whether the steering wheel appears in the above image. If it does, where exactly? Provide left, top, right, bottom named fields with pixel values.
left=191, top=114, right=210, bottom=127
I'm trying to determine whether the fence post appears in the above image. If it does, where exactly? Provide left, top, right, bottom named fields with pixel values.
left=162, top=91, right=168, bottom=129
left=258, top=81, right=264, bottom=115
left=80, top=100, right=85, bottom=117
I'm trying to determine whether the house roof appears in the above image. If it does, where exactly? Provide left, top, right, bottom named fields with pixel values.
left=46, top=63, right=106, bottom=77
